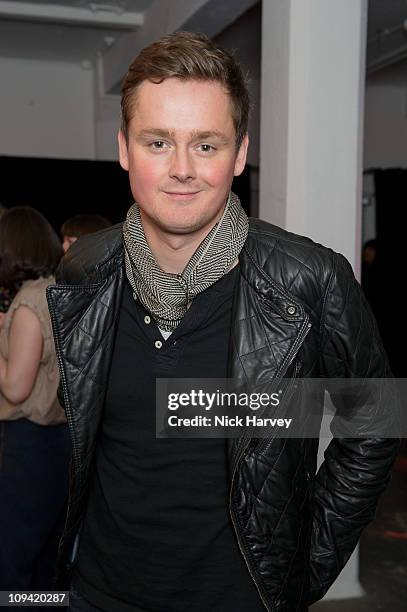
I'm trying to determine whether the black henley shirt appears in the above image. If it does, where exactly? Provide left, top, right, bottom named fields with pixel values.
left=73, top=266, right=264, bottom=612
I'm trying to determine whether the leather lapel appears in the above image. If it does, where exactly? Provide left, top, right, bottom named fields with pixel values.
left=228, top=273, right=309, bottom=386
left=226, top=251, right=311, bottom=464
left=47, top=265, right=125, bottom=476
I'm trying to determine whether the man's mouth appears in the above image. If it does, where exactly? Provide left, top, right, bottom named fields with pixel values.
left=162, top=191, right=201, bottom=200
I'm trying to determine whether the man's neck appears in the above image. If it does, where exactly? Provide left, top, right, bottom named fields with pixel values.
left=140, top=213, right=223, bottom=274
left=143, top=226, right=210, bottom=274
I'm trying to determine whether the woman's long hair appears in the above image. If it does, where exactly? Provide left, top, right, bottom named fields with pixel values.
left=0, top=206, right=63, bottom=291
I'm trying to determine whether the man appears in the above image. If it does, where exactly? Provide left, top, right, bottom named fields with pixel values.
left=47, top=32, right=399, bottom=612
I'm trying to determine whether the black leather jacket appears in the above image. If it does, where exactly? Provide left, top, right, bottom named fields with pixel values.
left=46, top=218, right=399, bottom=611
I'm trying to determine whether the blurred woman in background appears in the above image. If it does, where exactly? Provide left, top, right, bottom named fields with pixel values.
left=0, top=206, right=70, bottom=591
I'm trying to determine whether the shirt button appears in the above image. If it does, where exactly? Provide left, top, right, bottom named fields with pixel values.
left=155, top=340, right=163, bottom=349
left=144, top=315, right=151, bottom=324
left=287, top=305, right=296, bottom=315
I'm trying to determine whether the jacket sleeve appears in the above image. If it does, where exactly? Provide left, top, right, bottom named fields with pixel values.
left=307, top=252, right=400, bottom=604
left=49, top=229, right=119, bottom=415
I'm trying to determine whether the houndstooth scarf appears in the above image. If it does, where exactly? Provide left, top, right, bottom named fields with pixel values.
left=123, top=191, right=248, bottom=331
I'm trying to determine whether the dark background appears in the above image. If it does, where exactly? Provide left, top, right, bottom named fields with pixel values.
left=0, top=156, right=252, bottom=232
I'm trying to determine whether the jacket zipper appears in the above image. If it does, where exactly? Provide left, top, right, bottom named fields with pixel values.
left=48, top=288, right=91, bottom=571
left=255, top=358, right=302, bottom=455
left=229, top=440, right=270, bottom=611
left=47, top=293, right=81, bottom=475
left=229, top=318, right=312, bottom=611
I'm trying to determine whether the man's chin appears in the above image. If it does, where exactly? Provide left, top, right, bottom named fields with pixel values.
left=156, top=220, right=210, bottom=236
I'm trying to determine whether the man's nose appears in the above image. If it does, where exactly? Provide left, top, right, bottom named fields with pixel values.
left=168, top=148, right=196, bottom=182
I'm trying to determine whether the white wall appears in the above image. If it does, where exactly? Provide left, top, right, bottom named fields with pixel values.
left=0, top=6, right=262, bottom=164
left=364, top=61, right=407, bottom=169
left=0, top=57, right=95, bottom=159
left=94, top=90, right=120, bottom=161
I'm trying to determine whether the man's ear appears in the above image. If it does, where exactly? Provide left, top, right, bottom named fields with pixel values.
left=118, top=129, right=129, bottom=171
left=233, top=134, right=249, bottom=177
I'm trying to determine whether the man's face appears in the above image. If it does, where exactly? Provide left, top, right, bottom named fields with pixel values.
left=118, top=78, right=248, bottom=237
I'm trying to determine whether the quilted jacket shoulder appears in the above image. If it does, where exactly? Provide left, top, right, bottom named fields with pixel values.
left=57, top=217, right=343, bottom=299
left=243, top=218, right=338, bottom=304
left=56, top=223, right=123, bottom=285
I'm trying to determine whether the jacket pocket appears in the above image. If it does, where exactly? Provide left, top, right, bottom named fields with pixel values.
left=253, top=359, right=302, bottom=456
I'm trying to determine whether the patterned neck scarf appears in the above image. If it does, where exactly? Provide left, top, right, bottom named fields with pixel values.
left=123, top=191, right=248, bottom=331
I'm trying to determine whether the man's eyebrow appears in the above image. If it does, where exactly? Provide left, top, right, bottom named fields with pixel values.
left=190, top=130, right=230, bottom=143
left=136, top=128, right=230, bottom=143
left=137, top=128, right=174, bottom=140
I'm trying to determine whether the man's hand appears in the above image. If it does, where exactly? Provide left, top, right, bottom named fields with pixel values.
left=0, top=312, right=5, bottom=329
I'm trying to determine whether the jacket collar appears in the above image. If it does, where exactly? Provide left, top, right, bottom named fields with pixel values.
left=94, top=225, right=124, bottom=281
left=87, top=220, right=306, bottom=325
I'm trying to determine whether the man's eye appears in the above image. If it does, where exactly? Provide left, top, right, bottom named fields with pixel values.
left=198, top=144, right=215, bottom=153
left=150, top=141, right=167, bottom=150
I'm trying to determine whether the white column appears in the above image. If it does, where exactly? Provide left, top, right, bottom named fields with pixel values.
left=259, top=0, right=367, bottom=275
left=259, top=0, right=368, bottom=602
